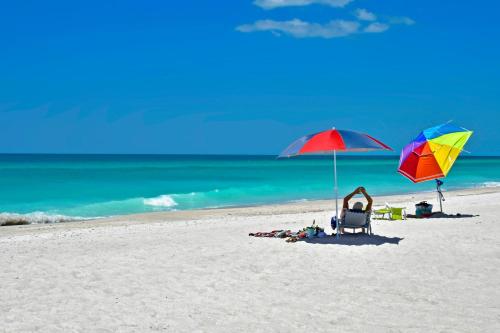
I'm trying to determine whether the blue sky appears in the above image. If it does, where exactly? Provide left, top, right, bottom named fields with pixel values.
left=0, top=0, right=498, bottom=154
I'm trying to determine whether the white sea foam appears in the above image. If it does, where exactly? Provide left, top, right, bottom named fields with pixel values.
left=143, top=195, right=178, bottom=208
left=480, top=182, right=500, bottom=188
left=0, top=212, right=84, bottom=226
left=291, top=198, right=309, bottom=203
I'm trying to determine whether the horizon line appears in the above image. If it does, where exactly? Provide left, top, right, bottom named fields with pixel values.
left=0, top=153, right=498, bottom=158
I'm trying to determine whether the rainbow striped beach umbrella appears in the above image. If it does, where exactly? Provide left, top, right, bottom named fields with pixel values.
left=398, top=123, right=473, bottom=211
left=398, top=123, right=473, bottom=183
left=280, top=128, right=392, bottom=237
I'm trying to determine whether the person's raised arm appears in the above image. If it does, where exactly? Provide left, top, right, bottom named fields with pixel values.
left=343, top=187, right=361, bottom=209
left=360, top=187, right=373, bottom=211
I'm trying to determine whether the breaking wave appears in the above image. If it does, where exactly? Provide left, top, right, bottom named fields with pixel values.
left=0, top=212, right=87, bottom=226
left=143, top=195, right=178, bottom=208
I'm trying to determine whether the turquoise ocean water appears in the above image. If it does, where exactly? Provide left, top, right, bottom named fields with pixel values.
left=0, top=154, right=499, bottom=223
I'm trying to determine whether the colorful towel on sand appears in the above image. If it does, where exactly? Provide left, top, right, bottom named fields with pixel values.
left=249, top=222, right=328, bottom=242
left=248, top=230, right=293, bottom=238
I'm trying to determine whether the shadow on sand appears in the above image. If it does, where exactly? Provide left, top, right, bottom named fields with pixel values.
left=302, top=234, right=403, bottom=246
left=407, top=212, right=479, bottom=219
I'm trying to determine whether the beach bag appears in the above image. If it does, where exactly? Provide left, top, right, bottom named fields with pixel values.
left=331, top=216, right=337, bottom=230
left=305, top=227, right=316, bottom=238
left=317, top=231, right=327, bottom=238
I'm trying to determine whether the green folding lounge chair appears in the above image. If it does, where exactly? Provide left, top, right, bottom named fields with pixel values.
left=373, top=207, right=391, bottom=220
left=390, top=207, right=406, bottom=220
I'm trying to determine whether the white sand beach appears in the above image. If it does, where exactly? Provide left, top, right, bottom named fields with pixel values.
left=1, top=188, right=500, bottom=332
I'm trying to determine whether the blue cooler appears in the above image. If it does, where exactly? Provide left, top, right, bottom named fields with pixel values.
left=415, top=202, right=433, bottom=217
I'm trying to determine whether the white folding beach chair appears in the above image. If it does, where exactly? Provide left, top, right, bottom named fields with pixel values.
left=339, top=209, right=372, bottom=235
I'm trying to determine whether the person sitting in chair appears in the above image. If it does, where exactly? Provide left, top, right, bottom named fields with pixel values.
left=331, top=187, right=374, bottom=235
left=342, top=186, right=373, bottom=215
left=338, top=187, right=373, bottom=234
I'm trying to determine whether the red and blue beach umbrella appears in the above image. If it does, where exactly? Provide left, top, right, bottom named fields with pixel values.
left=280, top=128, right=392, bottom=236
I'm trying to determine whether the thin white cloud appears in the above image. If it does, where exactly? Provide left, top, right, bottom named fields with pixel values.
left=388, top=16, right=415, bottom=25
left=236, top=19, right=360, bottom=38
left=254, top=0, right=354, bottom=10
left=355, top=8, right=376, bottom=21
left=239, top=1, right=414, bottom=39
left=364, top=22, right=389, bottom=33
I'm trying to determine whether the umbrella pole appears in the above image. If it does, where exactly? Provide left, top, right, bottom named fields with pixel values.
left=436, top=179, right=444, bottom=212
left=437, top=190, right=442, bottom=212
left=334, top=150, right=339, bottom=239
